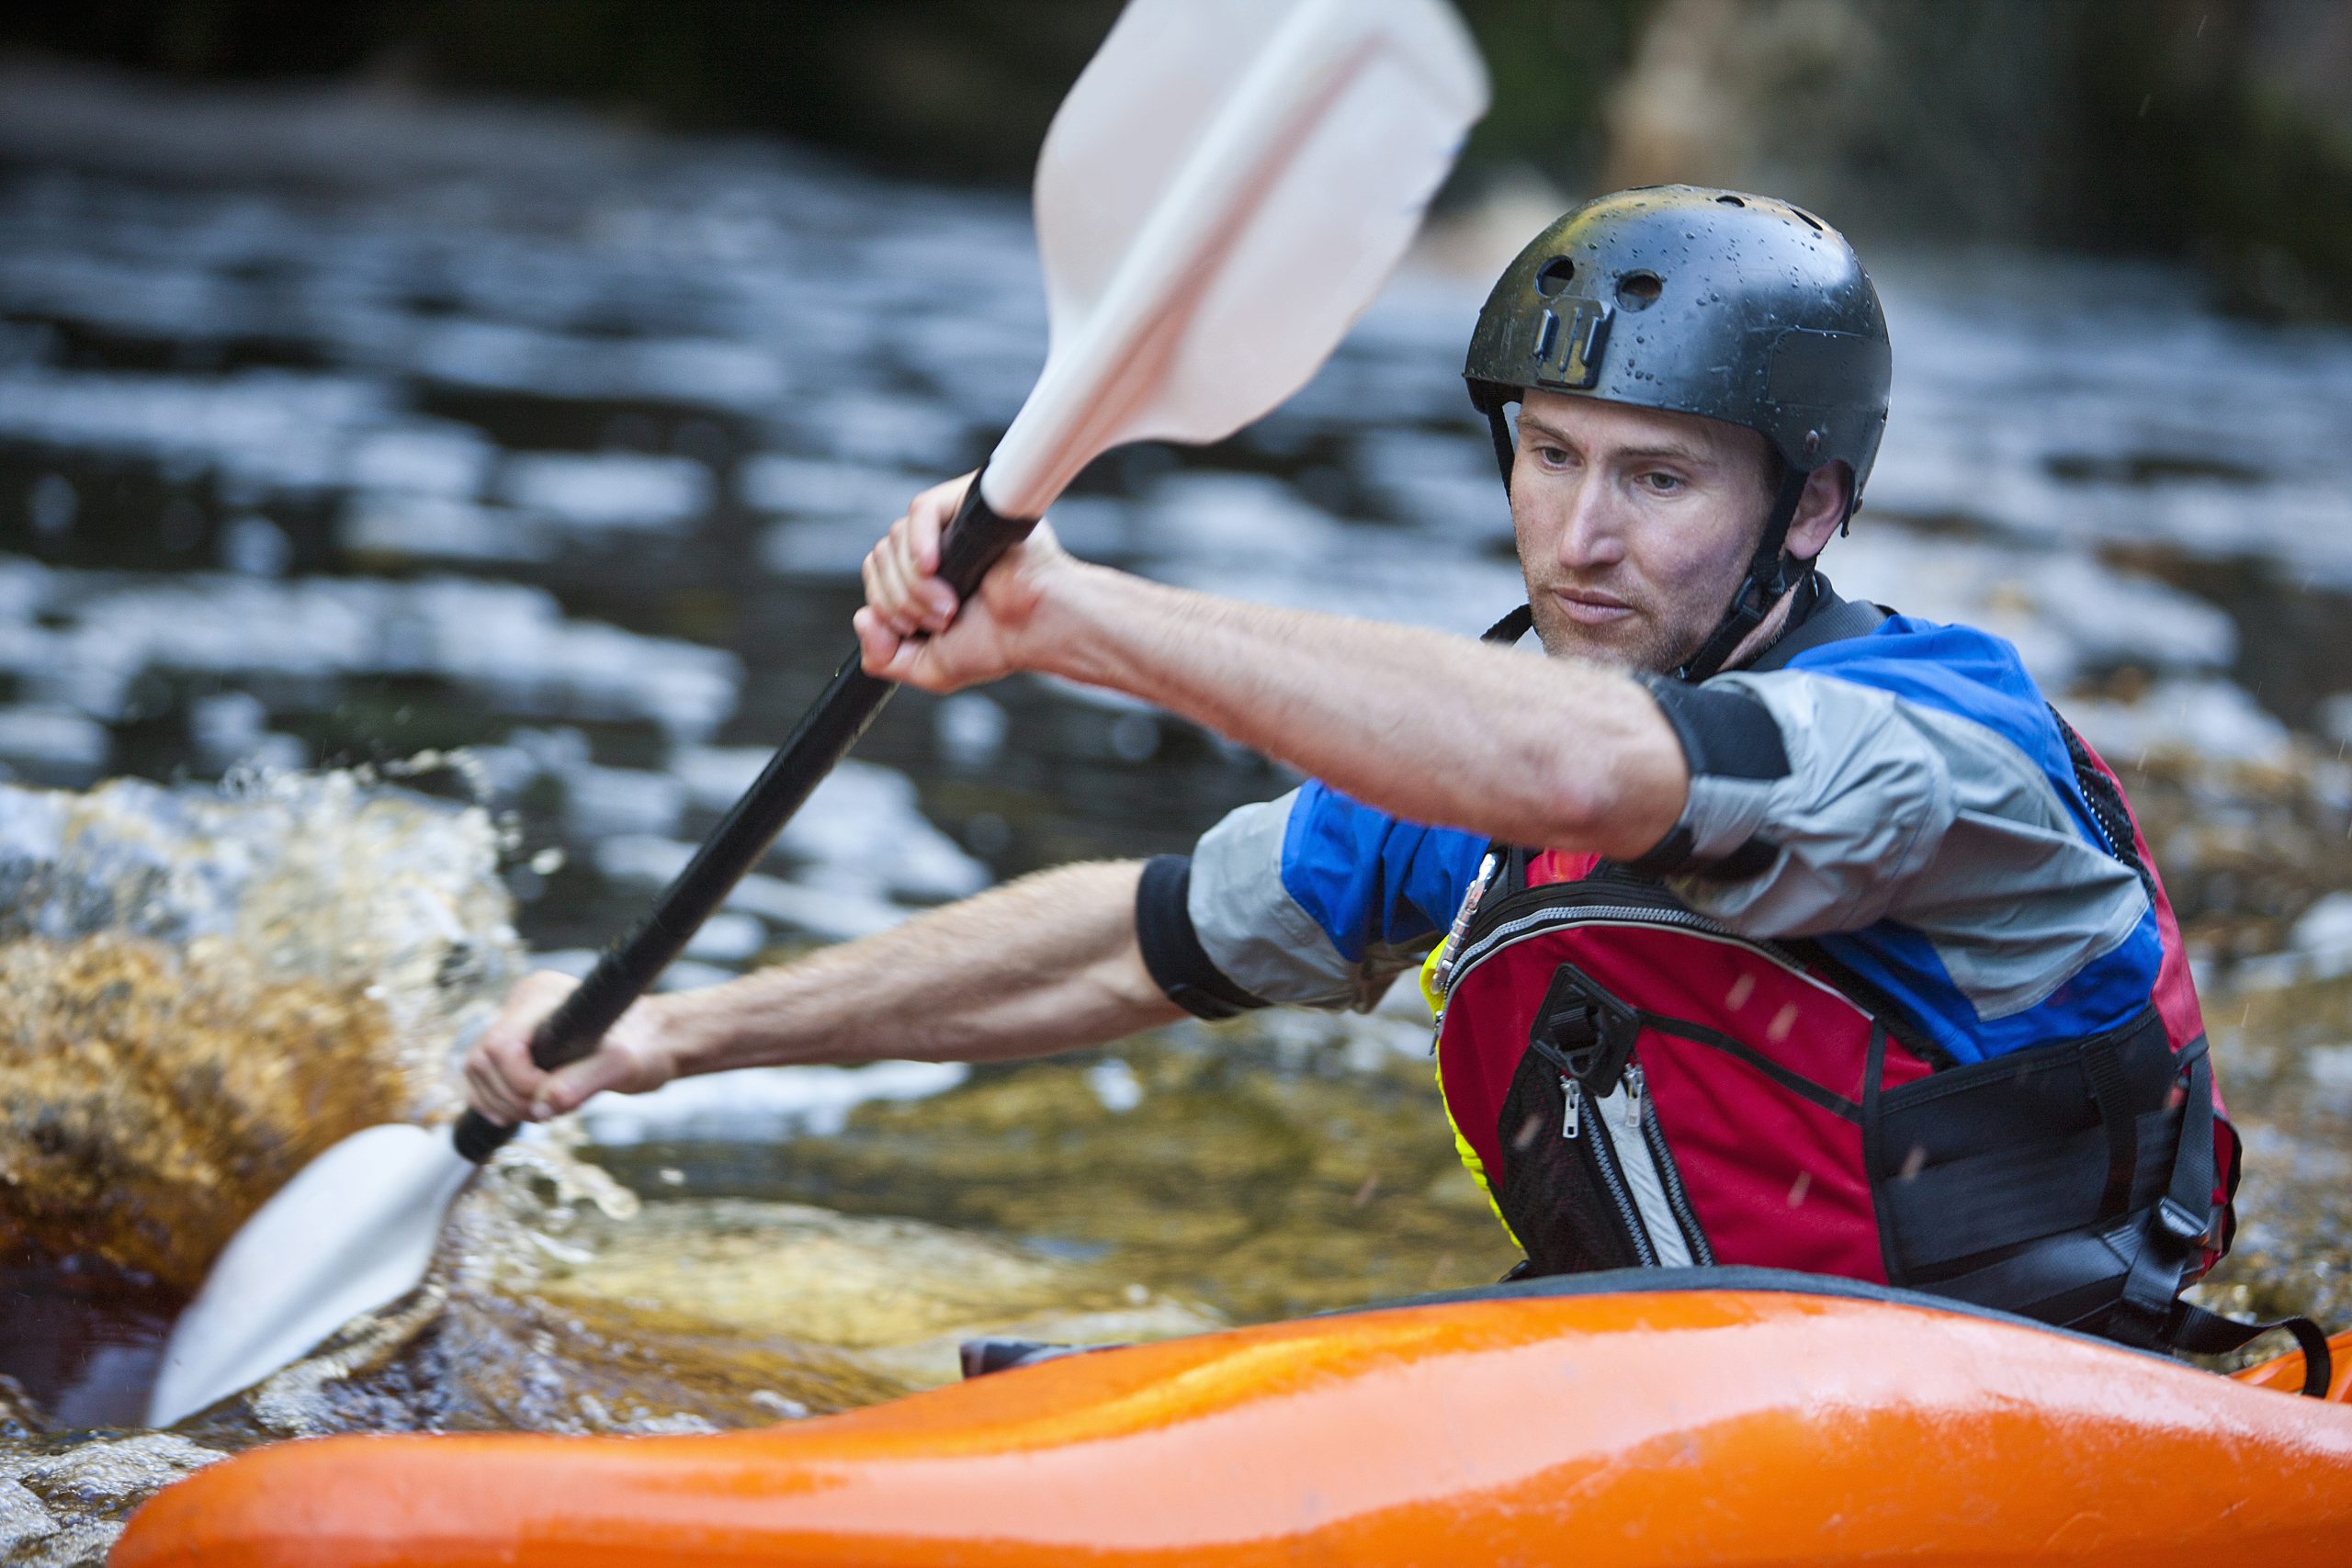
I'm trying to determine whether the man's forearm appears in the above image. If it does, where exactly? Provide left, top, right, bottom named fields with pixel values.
left=653, top=859, right=1184, bottom=1076
left=1032, top=568, right=1687, bottom=859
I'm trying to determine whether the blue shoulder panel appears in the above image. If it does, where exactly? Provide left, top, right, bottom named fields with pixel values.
left=1787, top=615, right=2113, bottom=856
left=1789, top=615, right=2164, bottom=1061
left=1811, top=915, right=2162, bottom=1065
left=1276, top=780, right=1486, bottom=964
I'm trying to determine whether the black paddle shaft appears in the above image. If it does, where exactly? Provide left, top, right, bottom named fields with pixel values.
left=453, top=476, right=1035, bottom=1164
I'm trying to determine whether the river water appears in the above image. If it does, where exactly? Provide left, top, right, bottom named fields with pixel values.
left=1, top=60, right=2350, bottom=1562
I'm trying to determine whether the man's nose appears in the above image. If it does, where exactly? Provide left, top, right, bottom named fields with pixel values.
left=1552, top=474, right=1626, bottom=571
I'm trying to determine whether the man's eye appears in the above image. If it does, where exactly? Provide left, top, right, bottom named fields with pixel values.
left=1642, top=472, right=1685, bottom=493
left=1537, top=446, right=1572, bottom=466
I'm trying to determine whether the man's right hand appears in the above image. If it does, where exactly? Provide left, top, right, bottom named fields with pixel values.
left=462, top=970, right=682, bottom=1126
left=854, top=470, right=1079, bottom=694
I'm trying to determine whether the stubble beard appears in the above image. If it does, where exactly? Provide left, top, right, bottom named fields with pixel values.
left=1524, top=581, right=1713, bottom=675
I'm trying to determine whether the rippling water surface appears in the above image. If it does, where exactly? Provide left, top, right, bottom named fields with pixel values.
left=2, top=61, right=2350, bottom=1564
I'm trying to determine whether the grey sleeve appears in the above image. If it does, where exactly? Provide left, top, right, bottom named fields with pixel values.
left=1186, top=790, right=1425, bottom=1012
left=1656, top=671, right=2150, bottom=1022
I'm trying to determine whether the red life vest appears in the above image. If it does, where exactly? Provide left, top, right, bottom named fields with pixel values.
left=1428, top=716, right=2245, bottom=1352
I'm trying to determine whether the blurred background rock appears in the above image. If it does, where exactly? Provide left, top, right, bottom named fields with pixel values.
left=5, top=0, right=2346, bottom=317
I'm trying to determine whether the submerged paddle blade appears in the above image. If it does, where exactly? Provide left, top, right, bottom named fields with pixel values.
left=986, top=0, right=1488, bottom=515
left=147, top=1122, right=473, bottom=1427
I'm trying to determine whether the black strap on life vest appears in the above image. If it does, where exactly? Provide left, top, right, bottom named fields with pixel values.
left=2107, top=1047, right=2334, bottom=1397
left=2158, top=1301, right=2335, bottom=1397
left=1890, top=1032, right=2331, bottom=1398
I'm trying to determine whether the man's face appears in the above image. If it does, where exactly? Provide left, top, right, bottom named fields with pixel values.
left=1509, top=389, right=1776, bottom=672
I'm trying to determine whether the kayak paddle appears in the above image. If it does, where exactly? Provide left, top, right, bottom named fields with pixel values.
left=146, top=0, right=1487, bottom=1427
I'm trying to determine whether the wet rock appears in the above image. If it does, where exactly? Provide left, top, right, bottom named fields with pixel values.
left=587, top=1029, right=1524, bottom=1326
left=153, top=1144, right=1216, bottom=1445
left=0, top=934, right=406, bottom=1288
left=2067, top=679, right=2294, bottom=769
left=14, top=1434, right=222, bottom=1511
left=1598, top=0, right=2352, bottom=320
left=0, top=1375, right=51, bottom=1438
left=8, top=1048, right=1291, bottom=1446
left=0, top=1431, right=225, bottom=1568
left=2100, top=750, right=2352, bottom=968
left=0, top=1476, right=58, bottom=1559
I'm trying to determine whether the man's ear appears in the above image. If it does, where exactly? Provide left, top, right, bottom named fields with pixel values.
left=1786, top=462, right=1851, bottom=564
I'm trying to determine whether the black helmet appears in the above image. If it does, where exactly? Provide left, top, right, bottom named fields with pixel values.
left=1462, top=186, right=1892, bottom=679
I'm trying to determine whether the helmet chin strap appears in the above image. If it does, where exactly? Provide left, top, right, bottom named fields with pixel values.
left=1675, top=462, right=1814, bottom=683
left=1481, top=400, right=1517, bottom=488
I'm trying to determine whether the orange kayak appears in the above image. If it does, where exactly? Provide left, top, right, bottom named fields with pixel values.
left=114, top=1272, right=2352, bottom=1567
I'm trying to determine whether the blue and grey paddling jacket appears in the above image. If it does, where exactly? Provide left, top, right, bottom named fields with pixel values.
left=1136, top=585, right=2326, bottom=1385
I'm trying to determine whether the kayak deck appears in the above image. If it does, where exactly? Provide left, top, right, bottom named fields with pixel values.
left=115, top=1280, right=2352, bottom=1568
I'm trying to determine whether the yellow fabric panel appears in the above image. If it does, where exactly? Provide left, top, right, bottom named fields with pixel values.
left=1423, top=941, right=1520, bottom=1247
left=1416, top=931, right=1450, bottom=1017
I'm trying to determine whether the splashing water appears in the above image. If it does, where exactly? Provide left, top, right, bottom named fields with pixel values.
left=0, top=771, right=514, bottom=1294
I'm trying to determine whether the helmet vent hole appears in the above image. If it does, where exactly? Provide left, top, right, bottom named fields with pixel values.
left=1789, top=206, right=1825, bottom=232
left=1714, top=194, right=1745, bottom=208
left=1533, top=256, right=1577, bottom=297
left=1616, top=271, right=1663, bottom=310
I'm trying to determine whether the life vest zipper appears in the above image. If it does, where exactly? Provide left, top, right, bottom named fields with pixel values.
left=1446, top=889, right=1817, bottom=1001
left=1633, top=1064, right=1716, bottom=1266
left=1429, top=852, right=1501, bottom=1007
left=1565, top=1075, right=1657, bottom=1268
left=1597, top=1065, right=1694, bottom=1268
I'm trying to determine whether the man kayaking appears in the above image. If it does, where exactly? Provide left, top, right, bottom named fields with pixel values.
left=466, top=186, right=2280, bottom=1361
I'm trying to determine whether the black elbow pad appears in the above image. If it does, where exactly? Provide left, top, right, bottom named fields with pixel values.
left=1136, top=855, right=1268, bottom=1021
left=1624, top=672, right=1788, bottom=879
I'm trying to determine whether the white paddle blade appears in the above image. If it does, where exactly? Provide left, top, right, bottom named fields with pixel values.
left=984, top=0, right=1489, bottom=517
left=146, top=1122, right=474, bottom=1427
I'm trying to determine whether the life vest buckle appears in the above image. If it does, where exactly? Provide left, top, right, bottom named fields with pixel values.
left=2155, top=1196, right=2211, bottom=1247
left=1527, top=963, right=1642, bottom=1098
